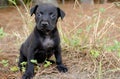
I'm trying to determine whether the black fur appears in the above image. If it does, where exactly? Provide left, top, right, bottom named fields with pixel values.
left=18, top=3, right=68, bottom=79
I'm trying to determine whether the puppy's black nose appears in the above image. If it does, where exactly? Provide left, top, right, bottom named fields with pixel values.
left=41, top=21, right=49, bottom=26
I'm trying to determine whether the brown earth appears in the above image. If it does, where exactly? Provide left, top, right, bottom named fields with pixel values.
left=0, top=2, right=120, bottom=79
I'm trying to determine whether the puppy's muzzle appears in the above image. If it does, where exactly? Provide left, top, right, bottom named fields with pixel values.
left=40, top=21, right=53, bottom=33
left=41, top=21, right=49, bottom=27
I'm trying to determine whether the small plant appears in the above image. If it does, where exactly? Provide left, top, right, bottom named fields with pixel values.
left=90, top=49, right=100, bottom=58
left=8, top=0, right=17, bottom=5
left=30, top=59, right=38, bottom=65
left=20, top=61, right=27, bottom=66
left=30, top=59, right=40, bottom=73
left=0, top=49, right=2, bottom=53
left=99, top=8, right=105, bottom=13
left=0, top=60, right=9, bottom=67
left=20, top=60, right=38, bottom=72
left=106, top=40, right=120, bottom=57
left=0, top=27, right=6, bottom=38
left=44, top=60, right=52, bottom=68
left=10, top=66, right=19, bottom=72
left=20, top=61, right=27, bottom=72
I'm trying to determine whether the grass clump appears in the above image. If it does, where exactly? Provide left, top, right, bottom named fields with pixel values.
left=58, top=5, right=120, bottom=79
left=8, top=0, right=34, bottom=47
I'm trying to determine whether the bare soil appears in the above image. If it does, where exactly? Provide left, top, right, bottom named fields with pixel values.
left=0, top=2, right=120, bottom=79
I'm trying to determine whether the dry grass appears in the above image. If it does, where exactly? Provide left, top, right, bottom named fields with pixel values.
left=0, top=1, right=120, bottom=79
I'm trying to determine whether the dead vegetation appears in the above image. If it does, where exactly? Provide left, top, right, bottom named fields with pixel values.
left=0, top=1, right=120, bottom=79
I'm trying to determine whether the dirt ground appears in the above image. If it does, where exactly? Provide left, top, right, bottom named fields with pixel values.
left=0, top=2, right=120, bottom=79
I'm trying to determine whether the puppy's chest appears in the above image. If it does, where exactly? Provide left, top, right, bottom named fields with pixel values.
left=41, top=36, right=54, bottom=49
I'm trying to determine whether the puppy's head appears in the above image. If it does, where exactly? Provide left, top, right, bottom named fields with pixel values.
left=30, top=3, right=65, bottom=33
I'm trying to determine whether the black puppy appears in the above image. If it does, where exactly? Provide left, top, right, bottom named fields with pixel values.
left=18, top=3, right=68, bottom=79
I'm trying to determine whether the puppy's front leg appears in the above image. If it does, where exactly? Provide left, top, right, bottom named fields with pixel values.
left=22, top=49, right=34, bottom=79
left=54, top=46, right=68, bottom=73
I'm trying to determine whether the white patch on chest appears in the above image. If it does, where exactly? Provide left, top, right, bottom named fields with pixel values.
left=42, top=36, right=54, bottom=48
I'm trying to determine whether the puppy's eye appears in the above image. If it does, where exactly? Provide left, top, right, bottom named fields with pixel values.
left=51, top=14, right=55, bottom=19
left=37, top=12, right=43, bottom=17
left=38, top=14, right=41, bottom=17
left=49, top=12, right=53, bottom=15
left=40, top=12, right=43, bottom=15
left=49, top=12, right=55, bottom=19
left=37, top=13, right=41, bottom=17
left=50, top=14, right=56, bottom=19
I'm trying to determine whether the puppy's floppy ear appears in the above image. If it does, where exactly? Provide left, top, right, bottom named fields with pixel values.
left=30, top=5, right=38, bottom=16
left=57, top=8, right=65, bottom=19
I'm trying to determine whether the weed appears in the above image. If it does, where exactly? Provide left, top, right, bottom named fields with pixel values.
left=8, top=0, right=17, bottom=5
left=10, top=66, right=19, bottom=72
left=58, top=5, right=120, bottom=79
left=0, top=60, right=9, bottom=67
left=20, top=61, right=27, bottom=67
left=8, top=0, right=34, bottom=47
left=20, top=61, right=27, bottom=72
left=44, top=60, right=52, bottom=68
left=19, top=59, right=53, bottom=73
left=90, top=49, right=100, bottom=58
left=105, top=40, right=120, bottom=57
left=0, top=49, right=3, bottom=53
left=30, top=59, right=38, bottom=65
left=0, top=27, right=6, bottom=38
left=20, top=59, right=38, bottom=73
left=99, top=8, right=105, bottom=13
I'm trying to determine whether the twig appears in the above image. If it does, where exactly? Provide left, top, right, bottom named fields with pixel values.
left=35, top=66, right=57, bottom=77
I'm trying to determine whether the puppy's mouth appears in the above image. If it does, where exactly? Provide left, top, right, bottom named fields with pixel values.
left=37, top=24, right=54, bottom=34
left=41, top=28, right=52, bottom=34
left=44, top=29, right=51, bottom=33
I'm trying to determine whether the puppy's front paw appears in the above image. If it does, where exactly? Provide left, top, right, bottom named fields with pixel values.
left=57, top=65, right=68, bottom=73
